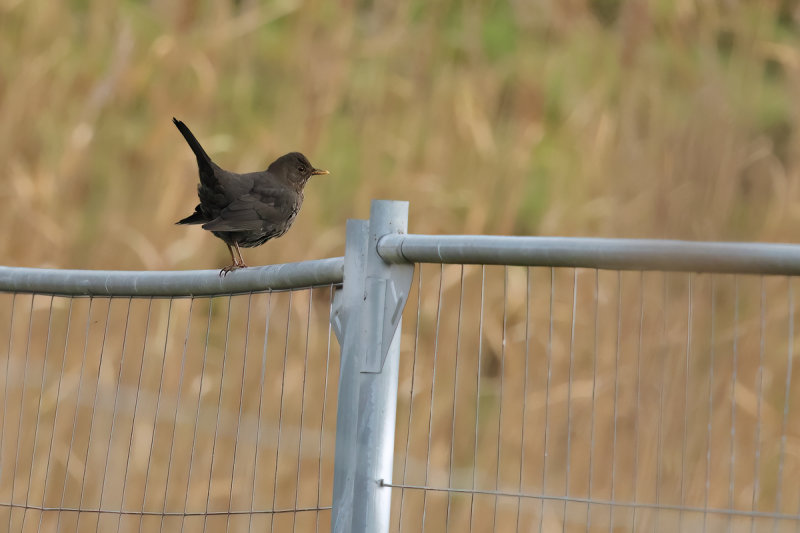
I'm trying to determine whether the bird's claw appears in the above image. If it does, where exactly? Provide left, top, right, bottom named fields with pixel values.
left=219, top=263, right=247, bottom=277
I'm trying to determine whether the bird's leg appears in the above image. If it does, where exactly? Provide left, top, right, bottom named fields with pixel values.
left=220, top=243, right=243, bottom=276
left=233, top=242, right=248, bottom=268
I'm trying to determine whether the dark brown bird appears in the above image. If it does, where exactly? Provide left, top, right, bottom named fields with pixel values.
left=174, top=118, right=328, bottom=275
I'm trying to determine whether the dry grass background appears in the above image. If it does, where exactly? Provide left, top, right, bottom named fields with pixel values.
left=2, top=0, right=800, bottom=270
left=2, top=0, right=800, bottom=531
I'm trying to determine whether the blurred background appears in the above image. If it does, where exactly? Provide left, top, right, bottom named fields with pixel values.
left=3, top=0, right=800, bottom=270
left=3, top=2, right=800, bottom=531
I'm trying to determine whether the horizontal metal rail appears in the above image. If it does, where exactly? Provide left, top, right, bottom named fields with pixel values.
left=378, top=234, right=800, bottom=275
left=7, top=233, right=800, bottom=296
left=0, top=257, right=343, bottom=297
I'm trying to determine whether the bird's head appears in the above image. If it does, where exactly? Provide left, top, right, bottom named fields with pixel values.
left=268, top=152, right=329, bottom=188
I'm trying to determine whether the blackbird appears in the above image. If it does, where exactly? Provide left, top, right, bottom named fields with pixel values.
left=173, top=118, right=328, bottom=275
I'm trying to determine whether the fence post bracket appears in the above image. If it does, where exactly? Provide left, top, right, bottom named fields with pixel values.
left=362, top=264, right=413, bottom=372
left=330, top=253, right=412, bottom=373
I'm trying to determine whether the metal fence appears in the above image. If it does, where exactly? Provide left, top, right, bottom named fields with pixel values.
left=1, top=200, right=800, bottom=532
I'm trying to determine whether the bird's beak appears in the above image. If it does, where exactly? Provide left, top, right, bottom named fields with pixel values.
left=311, top=168, right=330, bottom=176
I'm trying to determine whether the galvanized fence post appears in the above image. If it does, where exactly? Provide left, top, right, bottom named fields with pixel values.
left=330, top=200, right=413, bottom=533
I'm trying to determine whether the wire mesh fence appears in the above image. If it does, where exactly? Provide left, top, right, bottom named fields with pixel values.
left=0, top=287, right=339, bottom=533
left=389, top=263, right=800, bottom=532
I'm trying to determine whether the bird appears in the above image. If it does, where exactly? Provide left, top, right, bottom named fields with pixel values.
left=173, top=118, right=329, bottom=275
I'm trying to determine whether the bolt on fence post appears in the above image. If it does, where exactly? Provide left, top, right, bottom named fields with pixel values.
left=330, top=200, right=412, bottom=533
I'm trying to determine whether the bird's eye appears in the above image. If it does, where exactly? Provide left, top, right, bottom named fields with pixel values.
left=298, top=165, right=306, bottom=173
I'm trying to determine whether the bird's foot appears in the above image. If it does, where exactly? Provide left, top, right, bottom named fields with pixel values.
left=219, top=263, right=247, bottom=277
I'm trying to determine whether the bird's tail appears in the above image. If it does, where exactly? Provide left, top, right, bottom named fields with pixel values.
left=173, top=118, right=217, bottom=187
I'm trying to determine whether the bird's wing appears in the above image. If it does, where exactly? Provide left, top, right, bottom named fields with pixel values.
left=200, top=192, right=293, bottom=232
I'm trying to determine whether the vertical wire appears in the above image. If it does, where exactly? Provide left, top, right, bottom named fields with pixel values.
left=137, top=298, right=174, bottom=532
left=398, top=267, right=423, bottom=533
left=654, top=274, right=668, bottom=532
left=8, top=295, right=36, bottom=531
left=315, top=286, right=335, bottom=533
left=678, top=274, right=694, bottom=532
left=93, top=297, right=133, bottom=533
left=0, top=293, right=16, bottom=519
left=750, top=277, right=765, bottom=533
left=703, top=277, right=717, bottom=533
left=515, top=267, right=532, bottom=531
left=491, top=266, right=509, bottom=532
left=158, top=297, right=195, bottom=533
left=630, top=271, right=645, bottom=531
left=55, top=296, right=95, bottom=532
left=114, top=297, right=154, bottom=533
left=224, top=293, right=253, bottom=533
left=538, top=268, right=555, bottom=533
left=608, top=271, right=622, bottom=533
left=445, top=265, right=466, bottom=531
left=36, top=298, right=75, bottom=533
left=421, top=264, right=445, bottom=531
left=773, top=278, right=794, bottom=531
left=564, top=269, right=578, bottom=527
left=22, top=296, right=54, bottom=511
left=468, top=265, right=486, bottom=533
left=728, top=278, right=739, bottom=530
left=76, top=298, right=114, bottom=525
left=586, top=269, right=599, bottom=531
left=269, top=291, right=294, bottom=530
left=291, top=290, right=314, bottom=533
left=201, top=295, right=234, bottom=533
left=20, top=296, right=54, bottom=532
left=179, top=298, right=214, bottom=533
left=248, top=292, right=273, bottom=533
